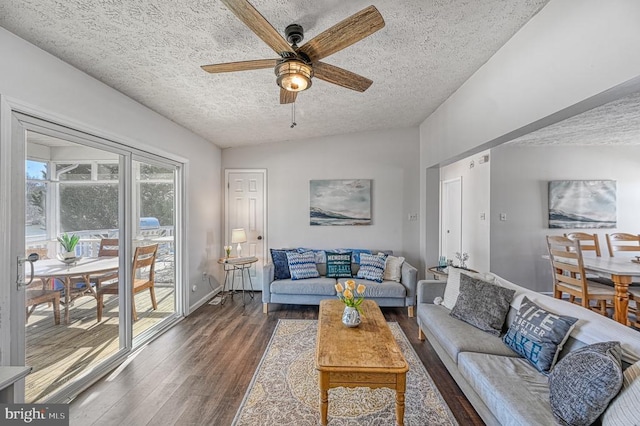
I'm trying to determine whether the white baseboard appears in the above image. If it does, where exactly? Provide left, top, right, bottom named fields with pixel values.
left=189, top=285, right=222, bottom=315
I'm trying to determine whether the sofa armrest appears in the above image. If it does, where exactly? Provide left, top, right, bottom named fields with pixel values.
left=400, top=262, right=418, bottom=305
left=417, top=279, right=446, bottom=304
left=262, top=263, right=275, bottom=303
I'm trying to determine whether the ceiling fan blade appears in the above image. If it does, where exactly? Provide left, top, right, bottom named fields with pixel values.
left=201, top=59, right=277, bottom=73
left=280, top=88, right=297, bottom=104
left=313, top=62, right=373, bottom=92
left=221, top=0, right=294, bottom=55
left=298, top=5, right=385, bottom=62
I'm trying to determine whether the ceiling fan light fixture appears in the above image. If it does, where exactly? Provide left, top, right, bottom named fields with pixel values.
left=275, top=59, right=313, bottom=92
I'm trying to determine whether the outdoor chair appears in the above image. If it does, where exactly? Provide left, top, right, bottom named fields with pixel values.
left=93, top=238, right=120, bottom=287
left=96, top=244, right=158, bottom=322
left=26, top=289, right=61, bottom=325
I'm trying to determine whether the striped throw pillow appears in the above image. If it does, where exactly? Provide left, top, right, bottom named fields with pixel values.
left=356, top=253, right=387, bottom=283
left=286, top=251, right=320, bottom=280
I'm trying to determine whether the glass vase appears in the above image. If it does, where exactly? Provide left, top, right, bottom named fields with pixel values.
left=342, top=306, right=361, bottom=328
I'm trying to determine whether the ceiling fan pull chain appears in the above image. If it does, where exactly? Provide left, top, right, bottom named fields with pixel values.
left=290, top=102, right=297, bottom=128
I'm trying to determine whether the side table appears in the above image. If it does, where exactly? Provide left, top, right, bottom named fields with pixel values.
left=427, top=266, right=449, bottom=280
left=217, top=257, right=258, bottom=306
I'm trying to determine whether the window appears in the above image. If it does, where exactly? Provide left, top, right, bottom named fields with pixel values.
left=26, top=160, right=48, bottom=240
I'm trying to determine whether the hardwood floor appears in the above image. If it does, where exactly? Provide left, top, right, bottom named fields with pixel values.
left=70, top=294, right=484, bottom=426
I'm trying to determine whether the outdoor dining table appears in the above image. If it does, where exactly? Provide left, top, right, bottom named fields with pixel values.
left=580, top=256, right=640, bottom=325
left=31, top=257, right=119, bottom=324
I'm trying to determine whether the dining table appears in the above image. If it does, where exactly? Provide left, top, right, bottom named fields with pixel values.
left=31, top=257, right=119, bottom=324
left=579, top=256, right=640, bottom=325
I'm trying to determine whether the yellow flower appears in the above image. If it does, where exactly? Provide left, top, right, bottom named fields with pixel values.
left=357, top=284, right=366, bottom=294
left=343, top=289, right=354, bottom=300
left=345, top=280, right=356, bottom=290
left=335, top=283, right=344, bottom=293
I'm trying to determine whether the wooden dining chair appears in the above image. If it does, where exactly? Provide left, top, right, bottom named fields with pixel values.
left=547, top=235, right=616, bottom=315
left=606, top=233, right=640, bottom=257
left=564, top=232, right=615, bottom=286
left=629, top=288, right=640, bottom=328
left=96, top=244, right=158, bottom=322
left=607, top=232, right=640, bottom=288
left=564, top=232, right=602, bottom=256
left=26, top=289, right=61, bottom=325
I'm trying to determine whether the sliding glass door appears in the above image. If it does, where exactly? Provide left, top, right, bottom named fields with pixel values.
left=8, top=112, right=184, bottom=403
left=131, top=159, right=178, bottom=341
left=25, top=130, right=125, bottom=402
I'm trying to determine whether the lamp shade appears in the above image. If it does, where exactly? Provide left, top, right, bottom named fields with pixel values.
left=231, top=228, right=247, bottom=244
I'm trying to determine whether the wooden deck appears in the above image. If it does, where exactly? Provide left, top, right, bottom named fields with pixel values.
left=26, top=283, right=175, bottom=402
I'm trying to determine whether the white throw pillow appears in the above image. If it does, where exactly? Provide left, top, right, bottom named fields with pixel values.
left=602, top=360, right=640, bottom=425
left=442, top=267, right=494, bottom=310
left=383, top=255, right=405, bottom=282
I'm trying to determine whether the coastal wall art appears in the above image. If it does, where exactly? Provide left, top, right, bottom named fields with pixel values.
left=548, top=180, right=617, bottom=229
left=309, top=179, right=371, bottom=226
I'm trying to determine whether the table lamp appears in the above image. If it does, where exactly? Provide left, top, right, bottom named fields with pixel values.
left=231, top=228, right=247, bottom=258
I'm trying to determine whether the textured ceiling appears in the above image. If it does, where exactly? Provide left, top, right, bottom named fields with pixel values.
left=0, top=0, right=550, bottom=148
left=507, top=91, right=640, bottom=146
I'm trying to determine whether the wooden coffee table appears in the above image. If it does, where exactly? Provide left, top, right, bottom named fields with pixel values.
left=315, top=299, right=409, bottom=426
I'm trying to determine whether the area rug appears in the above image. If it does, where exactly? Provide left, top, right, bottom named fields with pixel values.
left=232, top=319, right=458, bottom=425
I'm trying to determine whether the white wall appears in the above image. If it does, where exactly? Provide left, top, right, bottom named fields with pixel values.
left=222, top=127, right=421, bottom=270
left=490, top=145, right=640, bottom=292
left=0, top=28, right=223, bottom=312
left=440, top=150, right=491, bottom=272
left=419, top=0, right=640, bottom=271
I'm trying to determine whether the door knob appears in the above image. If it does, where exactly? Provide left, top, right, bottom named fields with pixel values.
left=257, top=236, right=263, bottom=240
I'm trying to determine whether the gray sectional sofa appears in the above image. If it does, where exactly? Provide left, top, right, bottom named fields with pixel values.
left=417, top=272, right=640, bottom=426
left=262, top=253, right=417, bottom=316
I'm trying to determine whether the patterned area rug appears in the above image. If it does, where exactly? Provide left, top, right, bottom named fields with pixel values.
left=232, top=320, right=458, bottom=425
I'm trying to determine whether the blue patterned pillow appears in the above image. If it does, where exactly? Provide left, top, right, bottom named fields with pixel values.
left=270, top=249, right=292, bottom=280
left=503, top=297, right=578, bottom=374
left=356, top=253, right=387, bottom=282
left=286, top=251, right=320, bottom=280
left=296, top=248, right=325, bottom=263
left=347, top=249, right=372, bottom=264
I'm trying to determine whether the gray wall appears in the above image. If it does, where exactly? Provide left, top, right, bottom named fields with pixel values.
left=490, top=145, right=640, bottom=292
left=440, top=150, right=491, bottom=272
left=0, top=27, right=223, bottom=312
left=222, top=127, right=421, bottom=270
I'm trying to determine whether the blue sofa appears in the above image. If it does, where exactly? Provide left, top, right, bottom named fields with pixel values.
left=262, top=251, right=417, bottom=316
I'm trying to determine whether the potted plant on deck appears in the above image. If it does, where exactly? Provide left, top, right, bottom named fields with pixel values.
left=57, top=233, right=80, bottom=260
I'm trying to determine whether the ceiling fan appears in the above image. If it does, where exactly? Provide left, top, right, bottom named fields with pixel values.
left=201, top=0, right=385, bottom=104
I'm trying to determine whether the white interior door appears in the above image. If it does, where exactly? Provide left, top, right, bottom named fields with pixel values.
left=225, top=170, right=266, bottom=290
left=441, top=177, right=462, bottom=264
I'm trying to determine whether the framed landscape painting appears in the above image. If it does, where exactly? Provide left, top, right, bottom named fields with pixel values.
left=548, top=180, right=616, bottom=229
left=310, top=179, right=371, bottom=226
